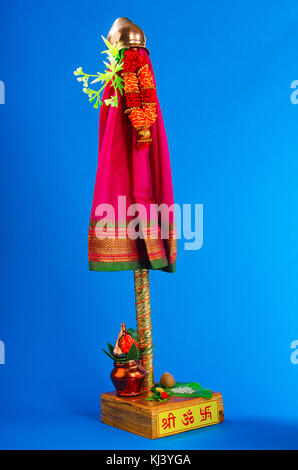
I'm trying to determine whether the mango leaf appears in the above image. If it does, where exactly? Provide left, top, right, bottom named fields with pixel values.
left=127, top=328, right=138, bottom=342
left=107, top=342, right=114, bottom=355
left=127, top=343, right=139, bottom=361
left=102, top=348, right=114, bottom=360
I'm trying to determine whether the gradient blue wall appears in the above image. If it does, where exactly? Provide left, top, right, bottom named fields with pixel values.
left=0, top=0, right=298, bottom=449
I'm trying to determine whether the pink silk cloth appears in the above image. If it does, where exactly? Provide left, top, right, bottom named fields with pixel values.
left=88, top=48, right=177, bottom=272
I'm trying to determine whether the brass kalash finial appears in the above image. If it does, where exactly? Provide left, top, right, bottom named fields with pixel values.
left=107, top=17, right=147, bottom=51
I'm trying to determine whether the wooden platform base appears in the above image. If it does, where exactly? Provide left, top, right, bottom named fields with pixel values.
left=101, top=391, right=224, bottom=439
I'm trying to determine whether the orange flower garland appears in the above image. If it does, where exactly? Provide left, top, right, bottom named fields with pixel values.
left=123, top=49, right=157, bottom=150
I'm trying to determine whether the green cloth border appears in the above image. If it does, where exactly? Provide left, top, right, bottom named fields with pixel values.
left=89, top=258, right=176, bottom=273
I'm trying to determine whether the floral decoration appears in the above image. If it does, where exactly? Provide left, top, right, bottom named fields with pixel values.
left=74, top=36, right=125, bottom=108
left=123, top=49, right=157, bottom=150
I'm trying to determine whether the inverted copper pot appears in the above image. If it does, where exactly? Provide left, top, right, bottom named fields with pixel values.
left=107, top=17, right=147, bottom=51
left=110, top=360, right=146, bottom=397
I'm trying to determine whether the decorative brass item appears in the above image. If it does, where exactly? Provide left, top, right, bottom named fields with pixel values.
left=107, top=17, right=147, bottom=51
left=139, top=128, right=151, bottom=139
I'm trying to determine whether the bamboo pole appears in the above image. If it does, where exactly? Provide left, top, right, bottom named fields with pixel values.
left=134, top=268, right=154, bottom=391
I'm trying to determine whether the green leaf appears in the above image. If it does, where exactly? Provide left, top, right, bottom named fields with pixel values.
left=101, top=35, right=112, bottom=49
left=101, top=35, right=122, bottom=58
left=75, top=35, right=124, bottom=110
left=90, top=77, right=103, bottom=84
left=107, top=342, right=114, bottom=355
left=127, top=343, right=139, bottom=361
left=160, top=381, right=213, bottom=399
left=102, top=348, right=115, bottom=360
left=104, top=97, right=114, bottom=106
left=127, top=328, right=138, bottom=342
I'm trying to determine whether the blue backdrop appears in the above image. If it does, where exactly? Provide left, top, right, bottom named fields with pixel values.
left=0, top=0, right=298, bottom=450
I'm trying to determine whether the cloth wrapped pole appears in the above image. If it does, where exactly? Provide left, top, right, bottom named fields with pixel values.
left=88, top=48, right=177, bottom=273
left=134, top=268, right=154, bottom=391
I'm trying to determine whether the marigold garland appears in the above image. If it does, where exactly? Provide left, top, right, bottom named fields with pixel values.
left=123, top=49, right=157, bottom=150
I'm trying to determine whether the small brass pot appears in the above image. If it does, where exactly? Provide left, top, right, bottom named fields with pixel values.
left=110, top=360, right=146, bottom=397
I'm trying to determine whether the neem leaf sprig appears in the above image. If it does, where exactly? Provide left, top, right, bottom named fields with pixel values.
left=74, top=36, right=125, bottom=109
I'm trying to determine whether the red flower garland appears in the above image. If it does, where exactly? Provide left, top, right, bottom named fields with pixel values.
left=123, top=49, right=157, bottom=150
